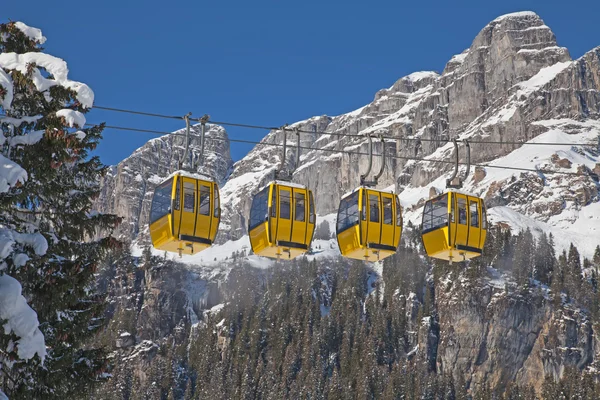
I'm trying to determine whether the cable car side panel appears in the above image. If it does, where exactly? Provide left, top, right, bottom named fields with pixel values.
left=366, top=190, right=381, bottom=248
left=379, top=192, right=396, bottom=249
left=290, top=190, right=307, bottom=247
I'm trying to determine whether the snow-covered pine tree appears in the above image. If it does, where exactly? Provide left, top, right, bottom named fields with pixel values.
left=0, top=21, right=121, bottom=398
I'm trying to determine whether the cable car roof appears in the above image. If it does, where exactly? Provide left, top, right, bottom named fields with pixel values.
left=164, top=169, right=214, bottom=182
left=340, top=185, right=395, bottom=200
left=256, top=180, right=309, bottom=193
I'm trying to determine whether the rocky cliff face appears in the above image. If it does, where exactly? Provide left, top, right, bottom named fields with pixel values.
left=420, top=269, right=596, bottom=395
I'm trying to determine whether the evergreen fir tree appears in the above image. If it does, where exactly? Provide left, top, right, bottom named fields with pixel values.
left=512, top=228, right=534, bottom=289
left=534, top=233, right=555, bottom=285
left=565, top=243, right=582, bottom=301
left=593, top=245, right=600, bottom=267
left=0, top=21, right=121, bottom=398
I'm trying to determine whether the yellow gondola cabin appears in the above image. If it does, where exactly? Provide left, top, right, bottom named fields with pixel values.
left=149, top=171, right=220, bottom=256
left=336, top=187, right=402, bottom=262
left=421, top=191, right=487, bottom=262
left=248, top=181, right=316, bottom=259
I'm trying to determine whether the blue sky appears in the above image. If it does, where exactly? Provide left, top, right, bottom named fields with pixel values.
left=3, top=0, right=600, bottom=166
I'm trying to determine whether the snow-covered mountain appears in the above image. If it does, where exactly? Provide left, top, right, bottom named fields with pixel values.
left=96, top=11, right=600, bottom=263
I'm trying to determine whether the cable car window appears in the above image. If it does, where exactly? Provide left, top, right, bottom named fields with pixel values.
left=369, top=194, right=379, bottom=223
left=336, top=191, right=359, bottom=233
left=450, top=193, right=455, bottom=223
left=383, top=197, right=393, bottom=225
left=362, top=191, right=367, bottom=221
left=422, top=195, right=448, bottom=231
left=295, top=192, right=305, bottom=222
left=470, top=200, right=479, bottom=228
left=184, top=192, right=195, bottom=212
left=183, top=181, right=195, bottom=212
left=458, top=197, right=467, bottom=225
left=249, top=186, right=269, bottom=230
left=149, top=178, right=173, bottom=224
left=280, top=189, right=291, bottom=219
left=174, top=179, right=181, bottom=211
left=309, top=192, right=315, bottom=223
left=199, top=185, right=210, bottom=216
left=395, top=197, right=402, bottom=226
left=214, top=185, right=220, bottom=218
left=481, top=202, right=487, bottom=229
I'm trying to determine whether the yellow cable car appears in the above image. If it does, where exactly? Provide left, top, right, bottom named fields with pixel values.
left=149, top=114, right=220, bottom=256
left=421, top=191, right=486, bottom=262
left=336, top=133, right=402, bottom=262
left=336, top=187, right=402, bottom=262
left=248, top=180, right=316, bottom=259
left=149, top=171, right=220, bottom=255
left=248, top=127, right=316, bottom=259
left=421, top=139, right=487, bottom=263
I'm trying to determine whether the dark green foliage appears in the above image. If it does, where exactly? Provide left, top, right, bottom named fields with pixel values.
left=534, top=233, right=555, bottom=285
left=513, top=228, right=534, bottom=289
left=0, top=20, right=122, bottom=398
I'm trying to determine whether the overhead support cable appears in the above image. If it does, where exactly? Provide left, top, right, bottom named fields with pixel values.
left=91, top=105, right=596, bottom=148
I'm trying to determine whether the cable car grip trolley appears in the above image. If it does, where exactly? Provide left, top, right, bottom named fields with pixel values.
left=149, top=113, right=221, bottom=257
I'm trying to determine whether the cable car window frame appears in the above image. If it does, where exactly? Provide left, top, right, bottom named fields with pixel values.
left=174, top=178, right=181, bottom=211
left=369, top=194, right=380, bottom=223
left=395, top=196, right=402, bottom=226
left=362, top=191, right=367, bottom=221
left=149, top=178, right=173, bottom=224
left=336, top=191, right=359, bottom=233
left=383, top=196, right=393, bottom=225
left=183, top=181, right=196, bottom=213
left=271, top=187, right=277, bottom=217
left=294, top=192, right=305, bottom=222
left=199, top=185, right=211, bottom=216
left=422, top=195, right=448, bottom=232
left=309, top=192, right=315, bottom=224
left=249, top=186, right=270, bottom=230
left=450, top=193, right=455, bottom=223
left=214, top=185, right=220, bottom=218
left=458, top=197, right=467, bottom=225
left=279, top=188, right=291, bottom=219
left=470, top=200, right=479, bottom=228
left=481, top=202, right=487, bottom=229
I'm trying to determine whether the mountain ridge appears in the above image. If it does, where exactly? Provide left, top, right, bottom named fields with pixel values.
left=93, top=10, right=600, bottom=261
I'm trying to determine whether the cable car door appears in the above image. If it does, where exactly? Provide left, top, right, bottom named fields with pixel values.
left=276, top=186, right=292, bottom=244
left=467, top=197, right=481, bottom=250
left=454, top=193, right=469, bottom=250
left=172, top=177, right=182, bottom=238
left=269, top=186, right=277, bottom=246
left=180, top=178, right=197, bottom=238
left=291, top=189, right=306, bottom=245
left=197, top=182, right=213, bottom=240
left=380, top=193, right=395, bottom=247
left=366, top=190, right=381, bottom=246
